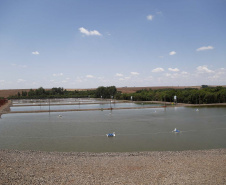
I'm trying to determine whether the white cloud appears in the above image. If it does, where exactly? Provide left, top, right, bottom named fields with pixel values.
left=152, top=68, right=164, bottom=72
left=165, top=73, right=180, bottom=79
left=79, top=27, right=102, bottom=36
left=168, top=68, right=180, bottom=72
left=131, top=72, right=139, bottom=75
left=208, top=68, right=225, bottom=81
left=169, top=51, right=176, bottom=55
left=53, top=73, right=63, bottom=77
left=11, top=64, right=28, bottom=68
left=181, top=71, right=189, bottom=75
left=76, top=77, right=84, bottom=83
left=86, top=75, right=94, bottom=78
left=196, top=65, right=214, bottom=73
left=147, top=15, right=154, bottom=21
left=119, top=76, right=131, bottom=81
left=196, top=46, right=214, bottom=51
left=32, top=51, right=39, bottom=55
left=17, top=79, right=26, bottom=83
left=116, top=73, right=123, bottom=77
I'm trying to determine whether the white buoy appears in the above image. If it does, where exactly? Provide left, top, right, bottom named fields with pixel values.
left=58, top=115, right=62, bottom=117
left=172, top=128, right=180, bottom=133
left=106, top=132, right=115, bottom=137
left=196, top=109, right=199, bottom=111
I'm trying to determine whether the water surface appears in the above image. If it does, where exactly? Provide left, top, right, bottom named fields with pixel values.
left=0, top=107, right=225, bottom=152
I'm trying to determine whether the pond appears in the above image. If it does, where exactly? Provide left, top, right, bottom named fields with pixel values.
left=10, top=102, right=161, bottom=111
left=0, top=106, right=225, bottom=152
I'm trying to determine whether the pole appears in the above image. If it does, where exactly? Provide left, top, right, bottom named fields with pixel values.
left=49, top=99, right=50, bottom=114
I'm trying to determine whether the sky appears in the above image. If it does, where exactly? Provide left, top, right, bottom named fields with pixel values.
left=0, top=0, right=226, bottom=89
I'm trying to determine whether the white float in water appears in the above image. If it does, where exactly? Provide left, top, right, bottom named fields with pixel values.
left=172, top=128, right=180, bottom=133
left=58, top=115, right=62, bottom=117
left=106, top=132, right=115, bottom=137
left=196, top=109, right=199, bottom=111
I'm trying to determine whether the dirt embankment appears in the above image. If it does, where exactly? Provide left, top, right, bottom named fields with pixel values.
left=0, top=149, right=225, bottom=184
left=0, top=100, right=12, bottom=116
left=0, top=89, right=31, bottom=98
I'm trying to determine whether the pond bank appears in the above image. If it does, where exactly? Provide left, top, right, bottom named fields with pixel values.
left=0, top=149, right=225, bottom=184
left=0, top=100, right=11, bottom=117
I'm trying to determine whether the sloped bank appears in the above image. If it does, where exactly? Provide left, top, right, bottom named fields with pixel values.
left=0, top=149, right=225, bottom=184
left=0, top=100, right=12, bottom=117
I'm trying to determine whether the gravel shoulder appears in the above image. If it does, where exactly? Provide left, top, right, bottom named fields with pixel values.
left=1, top=149, right=226, bottom=184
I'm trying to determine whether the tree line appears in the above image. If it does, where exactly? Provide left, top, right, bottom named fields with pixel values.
left=8, top=86, right=118, bottom=99
left=115, top=86, right=226, bottom=104
left=7, top=85, right=226, bottom=104
left=8, top=87, right=96, bottom=99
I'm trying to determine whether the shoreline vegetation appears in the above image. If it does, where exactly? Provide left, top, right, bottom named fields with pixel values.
left=1, top=149, right=226, bottom=184
left=0, top=85, right=225, bottom=104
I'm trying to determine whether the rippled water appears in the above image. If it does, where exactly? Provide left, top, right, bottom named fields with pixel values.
left=0, top=106, right=226, bottom=152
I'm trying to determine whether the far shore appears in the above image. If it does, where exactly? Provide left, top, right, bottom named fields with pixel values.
left=4, top=100, right=226, bottom=114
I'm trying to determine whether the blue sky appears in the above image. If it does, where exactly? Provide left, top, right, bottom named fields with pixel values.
left=0, top=0, right=226, bottom=89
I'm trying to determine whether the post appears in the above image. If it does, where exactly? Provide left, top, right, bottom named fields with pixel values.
left=174, top=95, right=177, bottom=104
left=48, top=99, right=50, bottom=114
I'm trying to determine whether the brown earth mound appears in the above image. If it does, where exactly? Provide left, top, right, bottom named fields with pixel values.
left=0, top=89, right=31, bottom=98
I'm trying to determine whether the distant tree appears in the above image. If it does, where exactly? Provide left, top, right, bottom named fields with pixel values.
left=28, top=89, right=35, bottom=97
left=35, top=87, right=45, bottom=96
left=201, top=85, right=209, bottom=88
left=22, top=91, right=27, bottom=97
left=95, top=86, right=117, bottom=98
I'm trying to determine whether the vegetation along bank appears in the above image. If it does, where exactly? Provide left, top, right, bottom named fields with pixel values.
left=6, top=85, right=226, bottom=104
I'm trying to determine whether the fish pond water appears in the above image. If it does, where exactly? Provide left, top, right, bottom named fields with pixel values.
left=0, top=103, right=226, bottom=152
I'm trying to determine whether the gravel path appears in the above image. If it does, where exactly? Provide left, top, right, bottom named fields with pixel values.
left=1, top=149, right=226, bottom=184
